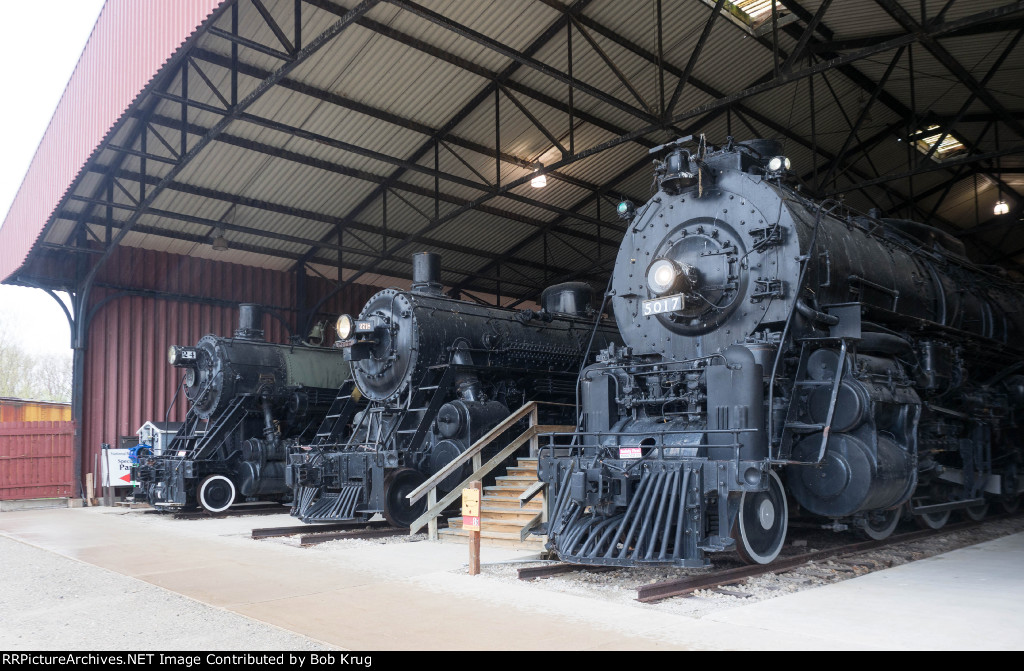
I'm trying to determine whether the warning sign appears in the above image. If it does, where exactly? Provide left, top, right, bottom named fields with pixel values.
left=462, top=488, right=481, bottom=531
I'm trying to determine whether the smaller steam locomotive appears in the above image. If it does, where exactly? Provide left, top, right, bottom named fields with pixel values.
left=132, top=304, right=350, bottom=512
left=288, top=253, right=620, bottom=527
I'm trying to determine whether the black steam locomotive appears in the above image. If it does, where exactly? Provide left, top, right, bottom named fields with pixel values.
left=132, top=304, right=350, bottom=512
left=537, top=136, right=1024, bottom=567
left=288, top=253, right=619, bottom=527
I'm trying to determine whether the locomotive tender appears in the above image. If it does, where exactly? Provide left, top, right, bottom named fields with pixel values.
left=133, top=304, right=350, bottom=512
left=537, top=136, right=1024, bottom=567
left=288, top=252, right=620, bottom=527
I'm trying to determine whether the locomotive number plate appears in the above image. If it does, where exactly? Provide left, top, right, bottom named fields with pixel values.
left=642, top=294, right=685, bottom=316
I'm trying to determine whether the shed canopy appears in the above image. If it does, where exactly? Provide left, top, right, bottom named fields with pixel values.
left=4, top=0, right=1024, bottom=304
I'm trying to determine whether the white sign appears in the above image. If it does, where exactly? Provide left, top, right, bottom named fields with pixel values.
left=102, top=448, right=133, bottom=487
left=619, top=447, right=642, bottom=459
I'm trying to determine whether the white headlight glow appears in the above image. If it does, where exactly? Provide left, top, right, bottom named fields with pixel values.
left=335, top=314, right=354, bottom=339
left=647, top=259, right=679, bottom=295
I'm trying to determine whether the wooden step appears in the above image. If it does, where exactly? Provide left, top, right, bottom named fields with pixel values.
left=438, top=526, right=546, bottom=550
left=447, top=516, right=536, bottom=535
left=484, top=484, right=532, bottom=496
left=479, top=506, right=542, bottom=521
left=495, top=474, right=537, bottom=483
left=484, top=495, right=543, bottom=509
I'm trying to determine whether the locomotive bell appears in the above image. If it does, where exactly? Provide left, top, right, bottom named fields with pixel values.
left=657, top=149, right=696, bottom=194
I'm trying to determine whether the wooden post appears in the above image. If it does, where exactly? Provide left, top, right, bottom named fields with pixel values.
left=428, top=488, right=438, bottom=541
left=529, top=405, right=539, bottom=457
left=462, top=481, right=482, bottom=575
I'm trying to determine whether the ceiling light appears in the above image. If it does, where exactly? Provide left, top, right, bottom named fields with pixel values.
left=531, top=167, right=547, bottom=188
left=211, top=227, right=229, bottom=251
left=995, top=200, right=1010, bottom=216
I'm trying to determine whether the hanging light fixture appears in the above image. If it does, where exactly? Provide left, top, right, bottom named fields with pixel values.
left=212, top=206, right=233, bottom=251
left=994, top=200, right=1010, bottom=216
left=211, top=227, right=229, bottom=251
left=531, top=164, right=547, bottom=188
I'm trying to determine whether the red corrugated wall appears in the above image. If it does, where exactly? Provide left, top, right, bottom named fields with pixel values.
left=81, top=247, right=379, bottom=488
left=0, top=422, right=75, bottom=500
left=0, top=0, right=225, bottom=282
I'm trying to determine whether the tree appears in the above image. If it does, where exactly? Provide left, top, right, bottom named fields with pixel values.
left=33, top=353, right=73, bottom=402
left=0, top=315, right=72, bottom=402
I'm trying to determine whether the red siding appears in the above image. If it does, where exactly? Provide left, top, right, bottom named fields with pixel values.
left=0, top=421, right=74, bottom=500
left=0, top=0, right=225, bottom=282
left=80, top=247, right=378, bottom=484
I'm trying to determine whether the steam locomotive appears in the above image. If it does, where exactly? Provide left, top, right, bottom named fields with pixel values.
left=537, top=136, right=1024, bottom=567
left=288, top=252, right=620, bottom=527
left=132, top=304, right=350, bottom=512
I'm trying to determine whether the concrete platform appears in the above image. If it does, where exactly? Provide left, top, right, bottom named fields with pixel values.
left=1, top=507, right=1022, bottom=650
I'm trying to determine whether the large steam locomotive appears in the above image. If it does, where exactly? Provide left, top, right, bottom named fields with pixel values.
left=537, top=136, right=1024, bottom=567
left=132, top=304, right=350, bottom=512
left=288, top=253, right=620, bottom=527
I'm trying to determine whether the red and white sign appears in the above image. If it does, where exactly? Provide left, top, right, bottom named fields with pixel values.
left=102, top=448, right=133, bottom=487
left=462, top=515, right=480, bottom=531
left=619, top=447, right=642, bottom=459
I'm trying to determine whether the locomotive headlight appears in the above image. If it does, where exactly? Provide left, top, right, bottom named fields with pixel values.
left=767, top=156, right=791, bottom=172
left=335, top=314, right=354, bottom=340
left=168, top=346, right=198, bottom=367
left=647, top=258, right=680, bottom=295
left=617, top=200, right=636, bottom=220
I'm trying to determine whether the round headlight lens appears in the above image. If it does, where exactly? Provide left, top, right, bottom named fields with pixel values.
left=768, top=156, right=784, bottom=172
left=168, top=345, right=178, bottom=366
left=335, top=314, right=354, bottom=340
left=784, top=157, right=792, bottom=170
left=647, top=259, right=679, bottom=295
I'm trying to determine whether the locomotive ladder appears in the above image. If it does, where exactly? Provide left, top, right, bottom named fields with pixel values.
left=174, top=396, right=251, bottom=462
left=296, top=367, right=456, bottom=523
left=312, top=379, right=361, bottom=446
left=391, top=365, right=456, bottom=452
left=776, top=338, right=849, bottom=464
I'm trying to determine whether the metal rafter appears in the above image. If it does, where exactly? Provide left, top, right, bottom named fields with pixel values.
left=874, top=0, right=1024, bottom=140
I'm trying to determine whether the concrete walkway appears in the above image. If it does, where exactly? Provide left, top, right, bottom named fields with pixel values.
left=1, top=507, right=1021, bottom=650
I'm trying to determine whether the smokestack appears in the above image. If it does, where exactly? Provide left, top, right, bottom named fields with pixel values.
left=235, top=304, right=265, bottom=341
left=411, top=252, right=443, bottom=295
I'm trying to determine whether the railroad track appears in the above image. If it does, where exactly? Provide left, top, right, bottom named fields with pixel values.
left=638, top=515, right=1012, bottom=602
left=250, top=519, right=418, bottom=545
left=168, top=503, right=289, bottom=520
left=252, top=520, right=390, bottom=539
left=517, top=513, right=1023, bottom=601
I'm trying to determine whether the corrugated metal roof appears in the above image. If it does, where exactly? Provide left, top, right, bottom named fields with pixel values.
left=0, top=0, right=226, bottom=282
left=6, top=0, right=1024, bottom=297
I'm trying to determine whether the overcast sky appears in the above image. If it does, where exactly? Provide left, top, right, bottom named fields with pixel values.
left=0, top=1, right=107, bottom=356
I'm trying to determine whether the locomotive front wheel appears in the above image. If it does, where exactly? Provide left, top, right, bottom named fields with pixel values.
left=198, top=474, right=236, bottom=514
left=913, top=508, right=950, bottom=530
left=733, top=470, right=788, bottom=565
left=962, top=502, right=989, bottom=522
left=1001, top=496, right=1021, bottom=514
left=858, top=507, right=901, bottom=540
left=382, top=468, right=427, bottom=528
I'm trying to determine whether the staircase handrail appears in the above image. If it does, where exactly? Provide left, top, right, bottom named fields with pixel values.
left=407, top=422, right=575, bottom=535
left=405, top=400, right=569, bottom=505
